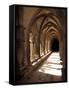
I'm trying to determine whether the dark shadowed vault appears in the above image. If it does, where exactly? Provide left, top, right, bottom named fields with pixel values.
left=50, top=38, right=59, bottom=52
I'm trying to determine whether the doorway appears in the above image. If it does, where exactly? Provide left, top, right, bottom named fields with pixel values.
left=51, top=38, right=59, bottom=52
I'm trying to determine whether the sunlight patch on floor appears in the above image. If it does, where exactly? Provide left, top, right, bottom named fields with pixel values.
left=38, top=52, right=63, bottom=76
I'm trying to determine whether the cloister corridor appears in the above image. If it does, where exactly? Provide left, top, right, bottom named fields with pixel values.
left=14, top=6, right=67, bottom=84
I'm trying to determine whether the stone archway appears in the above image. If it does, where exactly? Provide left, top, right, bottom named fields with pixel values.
left=28, top=9, right=64, bottom=64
